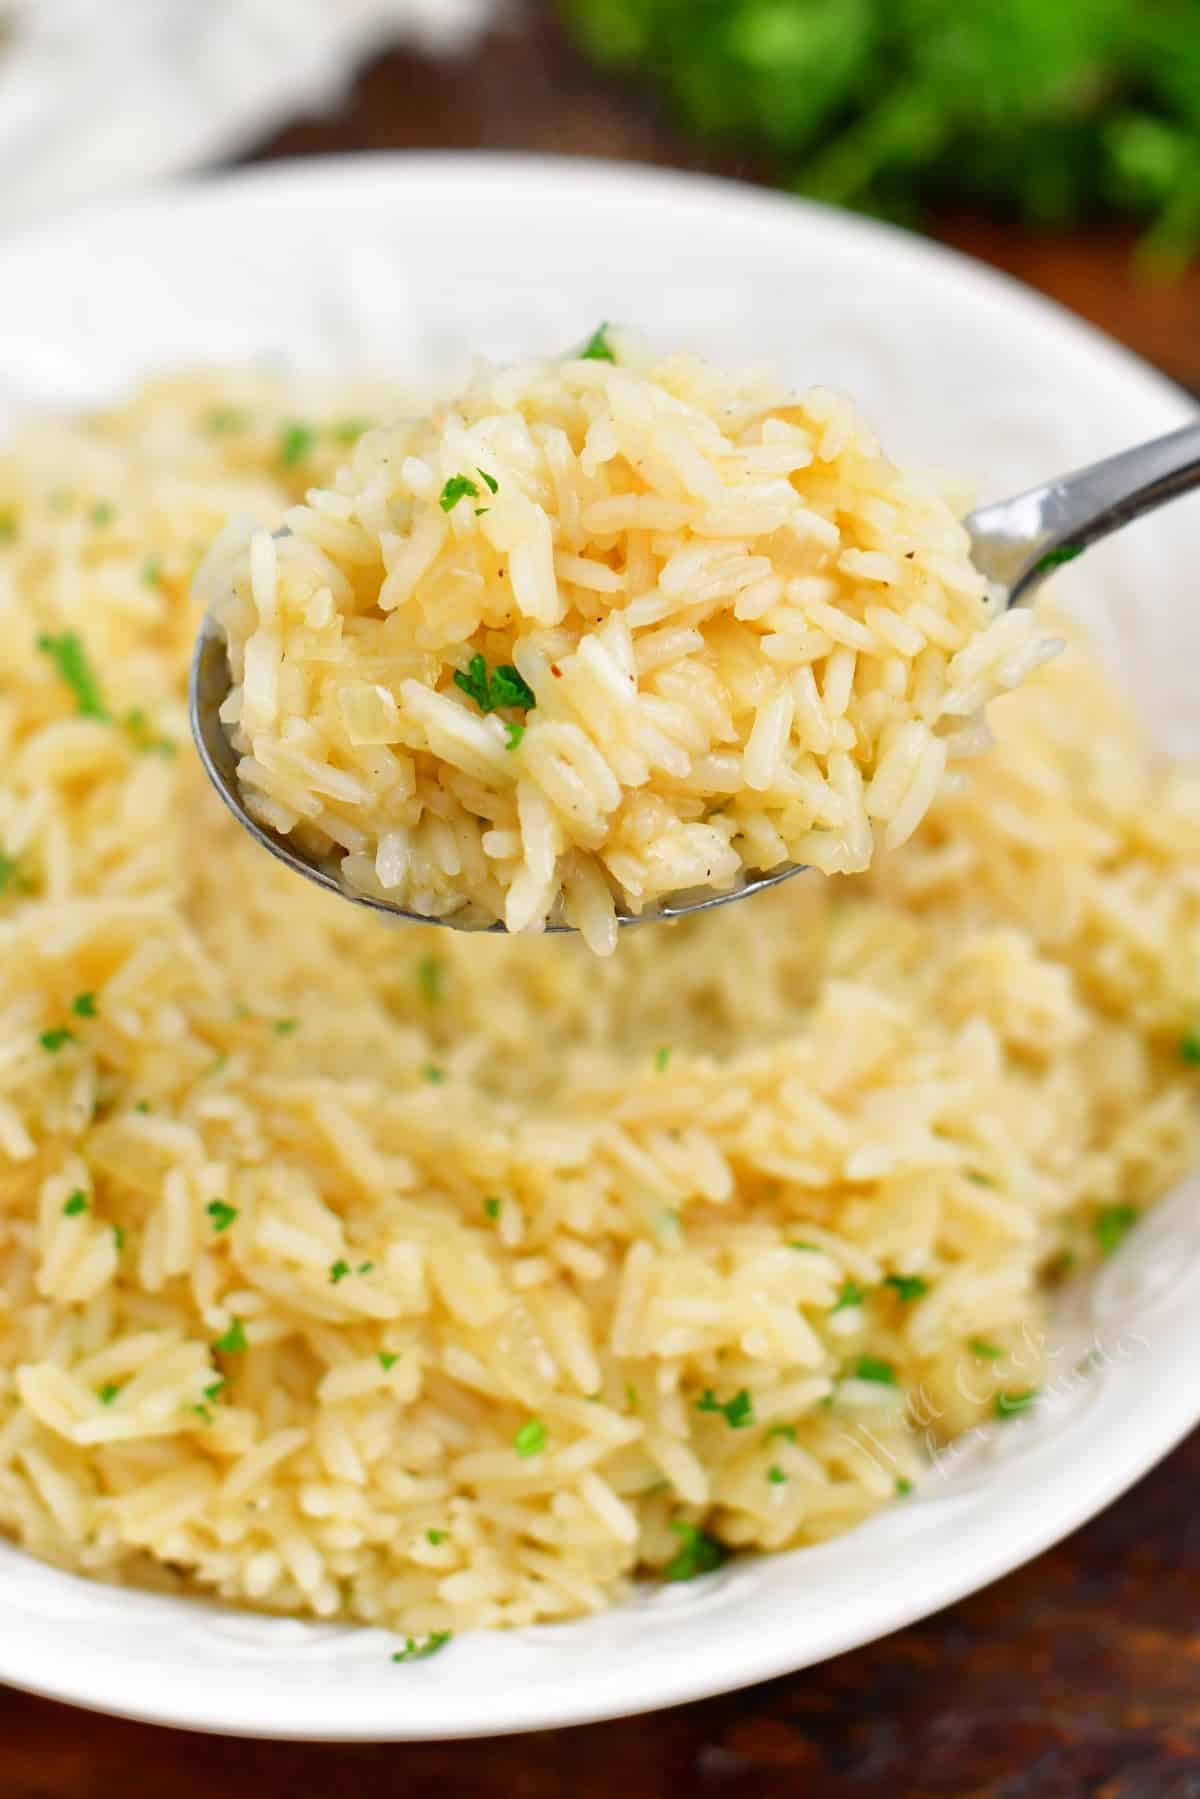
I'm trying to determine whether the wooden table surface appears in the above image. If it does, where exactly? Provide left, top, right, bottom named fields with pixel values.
left=6, top=7, right=1200, bottom=1794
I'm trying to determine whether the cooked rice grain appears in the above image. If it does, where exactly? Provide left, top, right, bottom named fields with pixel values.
left=0, top=370, right=1196, bottom=1640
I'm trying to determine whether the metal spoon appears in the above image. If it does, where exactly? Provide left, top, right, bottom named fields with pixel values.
left=191, top=418, right=1200, bottom=933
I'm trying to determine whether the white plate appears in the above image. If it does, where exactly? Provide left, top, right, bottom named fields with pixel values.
left=0, top=154, right=1197, bottom=1741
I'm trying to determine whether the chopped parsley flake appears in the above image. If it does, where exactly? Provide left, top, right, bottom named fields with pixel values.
left=35, top=631, right=109, bottom=720
left=63, top=1191, right=88, bottom=1217
left=767, top=1423, right=796, bottom=1442
left=895, top=1477, right=914, bottom=1497
left=696, top=1387, right=754, bottom=1429
left=417, top=955, right=444, bottom=1003
left=113, top=1226, right=127, bottom=1252
left=884, top=1273, right=929, bottom=1303
left=1034, top=543, right=1083, bottom=575
left=190, top=1405, right=213, bottom=1426
left=331, top=419, right=371, bottom=444
left=358, top=1261, right=374, bottom=1275
left=98, top=1382, right=121, bottom=1406
left=483, top=1197, right=501, bottom=1220
left=279, top=423, right=315, bottom=468
left=329, top=1259, right=351, bottom=1285
left=425, top=1529, right=447, bottom=1546
left=0, top=851, right=19, bottom=895
left=1181, top=1029, right=1200, bottom=1065
left=204, top=1053, right=228, bottom=1078
left=968, top=1337, right=1003, bottom=1360
left=513, top=1418, right=547, bottom=1458
left=789, top=1241, right=819, bottom=1252
left=124, top=709, right=176, bottom=756
left=203, top=407, right=246, bottom=435
left=204, top=1379, right=225, bottom=1403
left=504, top=721, right=525, bottom=751
left=654, top=1046, right=671, bottom=1072
left=206, top=1201, right=238, bottom=1234
left=995, top=1387, right=1039, bottom=1419
left=453, top=653, right=536, bottom=716
left=439, top=474, right=480, bottom=512
left=40, top=1027, right=77, bottom=1052
left=477, top=468, right=499, bottom=495
left=71, top=992, right=98, bottom=1018
left=663, top=1518, right=726, bottom=1582
left=273, top=1017, right=298, bottom=1037
left=378, top=1352, right=399, bottom=1372
left=89, top=502, right=115, bottom=526
left=133, top=1101, right=150, bottom=1114
left=391, top=1631, right=452, bottom=1663
left=422, top=1063, right=446, bottom=1084
left=849, top=1356, right=897, bottom=1385
left=624, top=1383, right=640, bottom=1413
left=213, top=1318, right=247, bottom=1355
left=767, top=1465, right=788, bottom=1484
left=1093, top=1203, right=1140, bottom=1257
left=832, top=1278, right=868, bottom=1312
left=580, top=323, right=616, bottom=363
left=141, top=557, right=163, bottom=588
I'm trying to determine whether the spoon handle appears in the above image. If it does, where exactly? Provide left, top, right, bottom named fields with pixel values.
left=966, top=417, right=1200, bottom=604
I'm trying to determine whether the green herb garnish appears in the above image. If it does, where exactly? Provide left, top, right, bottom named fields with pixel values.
left=477, top=468, right=499, bottom=494
left=63, top=1191, right=88, bottom=1217
left=35, top=631, right=109, bottom=720
left=40, top=1028, right=77, bottom=1053
left=141, top=557, right=163, bottom=588
left=422, top=1063, right=446, bottom=1084
left=272, top=1018, right=298, bottom=1037
left=204, top=1379, right=225, bottom=1403
left=206, top=1201, right=238, bottom=1234
left=329, top=1259, right=351, bottom=1285
left=849, top=1356, right=897, bottom=1385
left=1093, top=1203, right=1140, bottom=1257
left=995, top=1388, right=1039, bottom=1419
left=832, top=1279, right=868, bottom=1312
left=1034, top=543, right=1083, bottom=575
left=89, top=502, right=115, bottom=527
left=767, top=1423, right=796, bottom=1441
left=426, top=1529, right=447, bottom=1546
left=504, top=721, right=525, bottom=751
left=579, top=323, right=616, bottom=363
left=378, top=1352, right=399, bottom=1372
left=98, top=1382, right=122, bottom=1406
left=417, top=955, right=444, bottom=1003
left=213, top=1318, right=247, bottom=1354
left=654, top=1046, right=671, bottom=1072
left=453, top=653, right=536, bottom=716
left=883, top=1273, right=929, bottom=1303
left=113, top=1226, right=126, bottom=1252
left=439, top=474, right=480, bottom=513
left=696, top=1387, right=754, bottom=1429
left=662, top=1518, right=726, bottom=1582
left=71, top=992, right=98, bottom=1018
left=767, top=1464, right=788, bottom=1485
left=968, top=1337, right=1003, bottom=1360
left=483, top=1197, right=501, bottom=1220
left=1181, top=1029, right=1200, bottom=1065
left=203, top=407, right=246, bottom=435
left=513, top=1418, right=547, bottom=1458
left=279, top=423, right=315, bottom=469
left=331, top=419, right=371, bottom=444
left=391, top=1632, right=452, bottom=1663
left=895, top=1477, right=914, bottom=1497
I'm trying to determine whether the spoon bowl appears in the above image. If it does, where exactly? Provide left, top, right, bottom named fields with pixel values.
left=190, top=418, right=1200, bottom=932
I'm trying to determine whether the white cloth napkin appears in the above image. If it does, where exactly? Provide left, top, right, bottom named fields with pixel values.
left=0, top=0, right=496, bottom=229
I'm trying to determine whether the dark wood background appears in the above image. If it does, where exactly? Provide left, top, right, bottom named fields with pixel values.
left=5, top=6, right=1199, bottom=1794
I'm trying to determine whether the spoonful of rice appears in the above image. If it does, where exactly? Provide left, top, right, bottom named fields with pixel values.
left=190, top=331, right=1200, bottom=954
